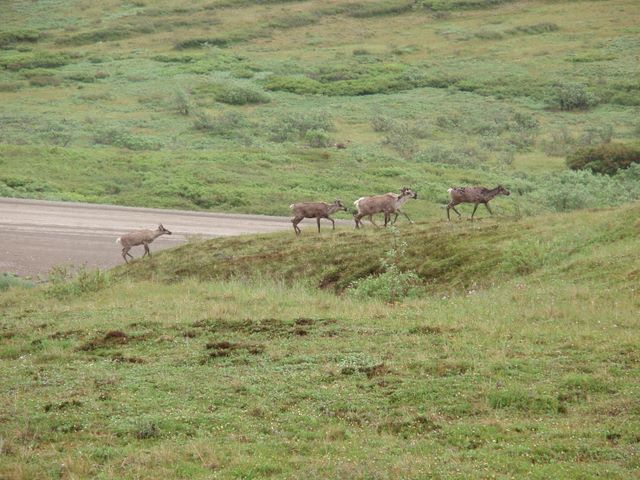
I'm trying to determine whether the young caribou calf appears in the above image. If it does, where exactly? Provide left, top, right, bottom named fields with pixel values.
left=290, top=199, right=347, bottom=236
left=116, top=224, right=172, bottom=263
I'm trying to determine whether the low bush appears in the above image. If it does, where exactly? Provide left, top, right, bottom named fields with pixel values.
left=0, top=273, right=34, bottom=291
left=567, top=143, right=640, bottom=175
left=28, top=75, right=61, bottom=87
left=46, top=267, right=110, bottom=299
left=551, top=83, right=599, bottom=111
left=93, top=128, right=161, bottom=151
left=349, top=228, right=419, bottom=303
left=304, top=129, right=333, bottom=148
left=214, top=83, right=270, bottom=105
left=414, top=144, right=487, bottom=167
left=57, top=28, right=133, bottom=46
left=193, top=111, right=247, bottom=136
left=346, top=1, right=415, bottom=18
left=174, top=89, right=192, bottom=116
left=1, top=52, right=70, bottom=70
left=269, top=111, right=334, bottom=143
left=0, top=30, right=40, bottom=47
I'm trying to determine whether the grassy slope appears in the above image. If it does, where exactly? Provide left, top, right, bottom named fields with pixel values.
left=1, top=0, right=639, bottom=214
left=1, top=203, right=639, bottom=479
left=118, top=201, right=640, bottom=292
left=2, top=1, right=640, bottom=478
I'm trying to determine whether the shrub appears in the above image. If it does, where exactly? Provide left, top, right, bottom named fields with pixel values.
left=175, top=37, right=232, bottom=49
left=28, top=75, right=61, bottom=87
left=382, top=123, right=419, bottom=159
left=174, top=89, right=192, bottom=115
left=58, top=28, right=133, bottom=46
left=579, top=124, right=613, bottom=146
left=542, top=126, right=576, bottom=156
left=0, top=82, right=23, bottom=92
left=415, top=144, right=487, bottom=167
left=269, top=111, right=334, bottom=143
left=1, top=52, right=70, bottom=70
left=46, top=267, right=110, bottom=299
left=346, top=1, right=415, bottom=18
left=371, top=114, right=397, bottom=132
left=304, top=129, right=333, bottom=148
left=552, top=83, right=598, bottom=111
left=0, top=273, right=34, bottom=292
left=567, top=143, right=640, bottom=175
left=0, top=30, right=40, bottom=47
left=204, top=82, right=270, bottom=105
left=348, top=228, right=420, bottom=303
left=193, top=111, right=246, bottom=136
left=93, top=128, right=161, bottom=150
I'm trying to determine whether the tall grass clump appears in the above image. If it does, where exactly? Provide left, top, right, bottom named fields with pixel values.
left=349, top=227, right=419, bottom=303
left=46, top=267, right=110, bottom=299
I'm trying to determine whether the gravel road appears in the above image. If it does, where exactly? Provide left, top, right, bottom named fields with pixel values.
left=0, top=198, right=306, bottom=278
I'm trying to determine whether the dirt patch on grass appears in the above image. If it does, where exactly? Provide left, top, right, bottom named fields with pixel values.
left=77, top=330, right=128, bottom=351
left=49, top=329, right=86, bottom=340
left=44, top=399, right=83, bottom=412
left=192, top=317, right=338, bottom=338
left=110, top=352, right=145, bottom=363
left=407, top=325, right=459, bottom=335
left=377, top=415, right=441, bottom=437
left=204, top=340, right=265, bottom=359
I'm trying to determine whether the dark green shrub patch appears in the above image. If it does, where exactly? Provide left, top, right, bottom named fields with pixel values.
left=567, top=143, right=640, bottom=175
left=1, top=52, right=71, bottom=70
left=58, top=28, right=134, bottom=46
left=551, top=83, right=599, bottom=111
left=0, top=30, right=40, bottom=47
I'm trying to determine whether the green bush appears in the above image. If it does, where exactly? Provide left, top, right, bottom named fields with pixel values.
left=567, top=143, right=640, bottom=175
left=58, top=28, right=133, bottom=46
left=552, top=83, right=598, bottom=111
left=0, top=30, right=40, bottom=47
left=93, top=128, right=161, bottom=151
left=0, top=273, right=34, bottom=292
left=29, top=75, right=61, bottom=87
left=199, top=81, right=270, bottom=105
left=415, top=144, right=487, bottom=167
left=46, top=267, right=110, bottom=299
left=269, top=111, right=334, bottom=143
left=1, top=52, right=70, bottom=70
left=174, top=89, right=192, bottom=115
left=193, top=111, right=247, bottom=136
left=304, top=129, right=333, bottom=148
left=348, top=228, right=420, bottom=303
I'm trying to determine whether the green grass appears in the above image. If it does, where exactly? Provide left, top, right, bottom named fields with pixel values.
left=1, top=0, right=639, bottom=216
left=1, top=2, right=640, bottom=477
left=1, top=202, right=639, bottom=478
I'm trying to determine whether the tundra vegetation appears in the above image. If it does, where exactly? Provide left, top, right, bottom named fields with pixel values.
left=1, top=0, right=640, bottom=478
left=1, top=204, right=639, bottom=479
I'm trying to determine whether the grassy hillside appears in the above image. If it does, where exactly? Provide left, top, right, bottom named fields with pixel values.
left=1, top=203, right=639, bottom=479
left=1, top=0, right=639, bottom=217
left=2, top=2, right=640, bottom=478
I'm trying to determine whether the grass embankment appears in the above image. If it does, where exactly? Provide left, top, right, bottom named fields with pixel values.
left=1, top=204, right=639, bottom=479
